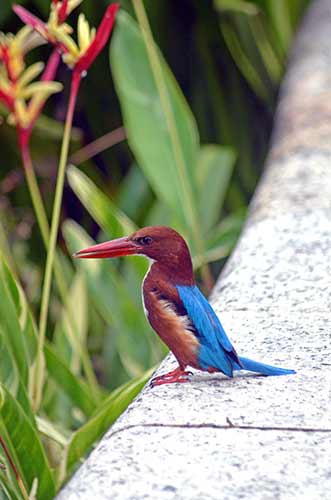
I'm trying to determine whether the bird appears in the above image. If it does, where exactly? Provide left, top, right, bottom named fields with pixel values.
left=74, top=226, right=295, bottom=387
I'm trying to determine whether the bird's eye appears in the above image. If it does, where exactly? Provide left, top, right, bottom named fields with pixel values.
left=137, top=236, right=153, bottom=245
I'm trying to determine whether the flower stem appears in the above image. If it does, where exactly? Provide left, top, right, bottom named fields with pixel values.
left=35, top=72, right=81, bottom=410
left=20, top=130, right=100, bottom=407
left=21, top=145, right=50, bottom=244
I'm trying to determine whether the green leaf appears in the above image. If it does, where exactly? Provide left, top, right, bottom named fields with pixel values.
left=44, top=344, right=96, bottom=418
left=214, top=0, right=259, bottom=15
left=144, top=199, right=175, bottom=227
left=36, top=416, right=69, bottom=448
left=55, top=271, right=88, bottom=374
left=0, top=473, right=21, bottom=500
left=0, top=223, right=16, bottom=274
left=265, top=0, right=293, bottom=54
left=0, top=385, right=56, bottom=500
left=0, top=260, right=30, bottom=384
left=247, top=14, right=283, bottom=84
left=0, top=258, right=41, bottom=422
left=206, top=209, right=246, bottom=248
left=0, top=257, right=38, bottom=363
left=0, top=258, right=37, bottom=419
left=193, top=210, right=246, bottom=268
left=67, top=165, right=136, bottom=239
left=35, top=115, right=82, bottom=142
left=64, top=368, right=154, bottom=474
left=0, top=326, right=19, bottom=397
left=111, top=11, right=199, bottom=230
left=197, top=145, right=235, bottom=232
left=220, top=20, right=270, bottom=101
left=116, top=164, right=151, bottom=220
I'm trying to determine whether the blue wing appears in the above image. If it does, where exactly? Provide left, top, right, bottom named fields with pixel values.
left=177, top=285, right=296, bottom=378
left=176, top=285, right=240, bottom=377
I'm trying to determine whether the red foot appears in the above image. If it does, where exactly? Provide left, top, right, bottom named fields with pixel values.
left=150, top=366, right=193, bottom=387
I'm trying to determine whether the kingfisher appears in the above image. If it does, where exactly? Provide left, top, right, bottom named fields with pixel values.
left=74, top=226, right=295, bottom=386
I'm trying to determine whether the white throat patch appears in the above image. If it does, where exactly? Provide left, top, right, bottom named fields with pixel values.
left=141, top=259, right=155, bottom=319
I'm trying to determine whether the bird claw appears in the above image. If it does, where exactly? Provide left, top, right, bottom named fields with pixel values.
left=150, top=369, right=193, bottom=387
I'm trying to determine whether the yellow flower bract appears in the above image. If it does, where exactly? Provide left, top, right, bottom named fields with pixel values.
left=0, top=27, right=62, bottom=129
left=46, top=0, right=93, bottom=69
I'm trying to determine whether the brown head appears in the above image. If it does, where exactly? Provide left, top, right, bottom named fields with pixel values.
left=74, top=226, right=194, bottom=284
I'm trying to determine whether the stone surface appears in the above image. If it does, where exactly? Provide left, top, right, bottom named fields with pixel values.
left=57, top=1, right=331, bottom=498
left=59, top=428, right=331, bottom=500
left=213, top=210, right=331, bottom=314
left=249, top=153, right=331, bottom=220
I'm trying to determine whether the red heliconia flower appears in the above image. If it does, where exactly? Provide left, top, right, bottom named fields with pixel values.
left=13, top=0, right=78, bottom=37
left=0, top=27, right=61, bottom=148
left=13, top=6, right=50, bottom=40
left=13, top=2, right=120, bottom=76
left=74, top=4, right=119, bottom=75
left=52, top=0, right=69, bottom=23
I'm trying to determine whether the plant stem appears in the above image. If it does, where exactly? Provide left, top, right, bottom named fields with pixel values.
left=69, top=126, right=126, bottom=165
left=0, top=437, right=29, bottom=500
left=20, top=135, right=99, bottom=405
left=35, top=72, right=81, bottom=410
left=132, top=0, right=213, bottom=290
left=21, top=145, right=50, bottom=245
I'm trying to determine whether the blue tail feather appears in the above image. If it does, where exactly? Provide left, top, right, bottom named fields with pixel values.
left=238, top=356, right=296, bottom=376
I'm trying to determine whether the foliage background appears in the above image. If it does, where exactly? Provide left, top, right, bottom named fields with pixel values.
left=0, top=0, right=309, bottom=496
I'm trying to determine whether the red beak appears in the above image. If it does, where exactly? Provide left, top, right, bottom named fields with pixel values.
left=73, top=237, right=138, bottom=259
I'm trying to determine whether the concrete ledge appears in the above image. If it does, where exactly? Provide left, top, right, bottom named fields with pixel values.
left=58, top=0, right=331, bottom=498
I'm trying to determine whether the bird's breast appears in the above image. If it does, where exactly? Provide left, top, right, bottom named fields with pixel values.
left=142, top=286, right=200, bottom=369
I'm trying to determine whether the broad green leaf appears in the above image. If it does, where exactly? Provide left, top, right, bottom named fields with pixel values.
left=206, top=209, right=246, bottom=249
left=45, top=344, right=96, bottom=418
left=0, top=258, right=38, bottom=363
left=67, top=165, right=136, bottom=239
left=0, top=327, right=19, bottom=397
left=0, top=385, right=56, bottom=500
left=53, top=266, right=101, bottom=404
left=0, top=224, right=15, bottom=274
left=144, top=199, right=174, bottom=227
left=111, top=11, right=199, bottom=228
left=0, top=260, right=30, bottom=384
left=197, top=145, right=235, bottom=232
left=116, top=164, right=151, bottom=220
left=64, top=368, right=154, bottom=474
left=55, top=272, right=88, bottom=374
left=0, top=258, right=38, bottom=419
left=193, top=210, right=245, bottom=268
